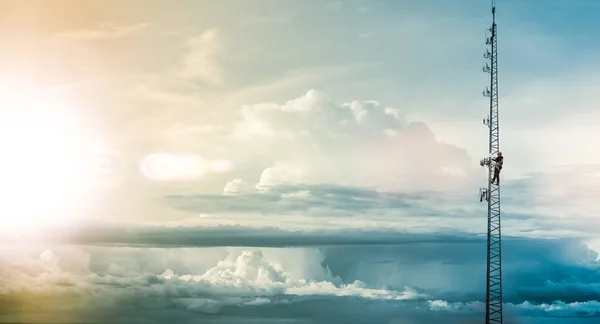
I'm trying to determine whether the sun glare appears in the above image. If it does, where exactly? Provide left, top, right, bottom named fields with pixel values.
left=0, top=76, right=99, bottom=231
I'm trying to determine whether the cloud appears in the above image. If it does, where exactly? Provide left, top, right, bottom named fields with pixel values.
left=223, top=179, right=250, bottom=194
left=225, top=89, right=478, bottom=192
left=165, top=183, right=461, bottom=214
left=133, top=83, right=205, bottom=106
left=177, top=28, right=223, bottom=84
left=159, top=179, right=568, bottom=238
left=63, top=227, right=600, bottom=309
left=52, top=22, right=153, bottom=41
left=161, top=249, right=423, bottom=301
left=428, top=299, right=600, bottom=318
left=163, top=183, right=490, bottom=234
left=0, top=246, right=425, bottom=323
left=2, top=236, right=600, bottom=323
left=255, top=167, right=306, bottom=190
left=133, top=88, right=482, bottom=201
left=46, top=224, right=482, bottom=248
left=497, top=165, right=600, bottom=236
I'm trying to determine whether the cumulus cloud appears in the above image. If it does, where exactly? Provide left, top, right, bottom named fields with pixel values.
left=223, top=179, right=250, bottom=194
left=226, top=89, right=477, bottom=193
left=0, top=246, right=425, bottom=323
left=146, top=88, right=486, bottom=200
left=149, top=89, right=477, bottom=196
left=160, top=250, right=423, bottom=301
left=14, top=224, right=600, bottom=310
left=2, top=237, right=600, bottom=323
left=255, top=166, right=307, bottom=191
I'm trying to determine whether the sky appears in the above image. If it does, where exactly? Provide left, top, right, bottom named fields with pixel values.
left=1, top=0, right=600, bottom=323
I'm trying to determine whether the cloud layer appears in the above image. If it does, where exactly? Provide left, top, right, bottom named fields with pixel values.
left=2, top=235, right=600, bottom=323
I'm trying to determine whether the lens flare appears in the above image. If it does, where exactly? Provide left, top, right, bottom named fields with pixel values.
left=141, top=153, right=205, bottom=181
left=210, top=159, right=234, bottom=173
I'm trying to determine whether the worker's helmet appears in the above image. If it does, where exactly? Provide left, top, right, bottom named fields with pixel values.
left=498, top=151, right=502, bottom=155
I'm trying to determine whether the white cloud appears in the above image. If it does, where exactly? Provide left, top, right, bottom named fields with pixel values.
left=515, top=300, right=600, bottom=316
left=162, top=249, right=423, bottom=301
left=256, top=165, right=307, bottom=191
left=428, top=300, right=483, bottom=312
left=3, top=238, right=600, bottom=322
left=0, top=245, right=425, bottom=319
left=230, top=89, right=477, bottom=193
left=178, top=28, right=222, bottom=84
left=281, top=190, right=311, bottom=198
left=223, top=179, right=251, bottom=194
left=427, top=299, right=600, bottom=317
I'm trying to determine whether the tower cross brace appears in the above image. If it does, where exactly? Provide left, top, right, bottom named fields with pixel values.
left=480, top=1, right=503, bottom=323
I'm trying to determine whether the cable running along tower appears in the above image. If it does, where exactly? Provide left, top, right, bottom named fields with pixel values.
left=480, top=0, right=502, bottom=323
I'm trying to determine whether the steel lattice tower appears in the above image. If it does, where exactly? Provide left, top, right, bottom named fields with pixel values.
left=480, top=0, right=502, bottom=323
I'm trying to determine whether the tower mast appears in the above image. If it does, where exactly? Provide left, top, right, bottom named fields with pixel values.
left=481, top=0, right=503, bottom=323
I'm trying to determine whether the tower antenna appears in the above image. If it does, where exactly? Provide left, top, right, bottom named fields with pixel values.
left=479, top=0, right=503, bottom=323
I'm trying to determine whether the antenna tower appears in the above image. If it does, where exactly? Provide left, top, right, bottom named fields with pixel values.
left=480, top=0, right=502, bottom=323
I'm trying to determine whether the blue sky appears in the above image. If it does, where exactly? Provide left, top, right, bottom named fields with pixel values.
left=1, top=0, right=600, bottom=323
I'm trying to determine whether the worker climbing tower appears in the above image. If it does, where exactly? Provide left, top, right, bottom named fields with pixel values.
left=480, top=0, right=503, bottom=323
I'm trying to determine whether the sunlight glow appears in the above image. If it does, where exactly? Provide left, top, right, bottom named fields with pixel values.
left=0, top=75, right=100, bottom=230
